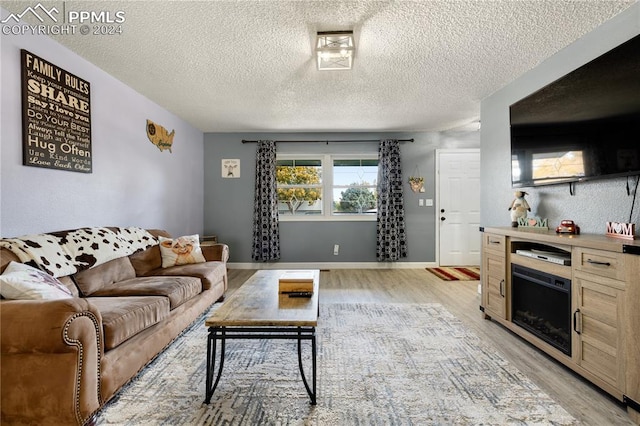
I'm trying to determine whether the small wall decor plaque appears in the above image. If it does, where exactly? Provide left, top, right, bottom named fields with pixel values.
left=517, top=217, right=548, bottom=230
left=146, top=119, right=174, bottom=153
left=222, top=159, right=240, bottom=178
left=606, top=221, right=636, bottom=240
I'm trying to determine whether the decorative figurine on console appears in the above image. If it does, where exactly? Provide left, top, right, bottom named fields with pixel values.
left=508, top=191, right=531, bottom=227
left=556, top=220, right=580, bottom=235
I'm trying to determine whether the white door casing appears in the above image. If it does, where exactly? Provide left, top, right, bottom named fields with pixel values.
left=436, top=149, right=481, bottom=266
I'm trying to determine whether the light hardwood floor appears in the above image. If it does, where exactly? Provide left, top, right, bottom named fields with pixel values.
left=226, top=268, right=635, bottom=426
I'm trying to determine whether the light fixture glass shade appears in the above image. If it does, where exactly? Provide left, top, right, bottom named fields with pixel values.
left=316, top=31, right=354, bottom=71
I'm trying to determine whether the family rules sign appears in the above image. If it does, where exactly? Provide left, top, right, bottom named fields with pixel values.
left=21, top=50, right=92, bottom=173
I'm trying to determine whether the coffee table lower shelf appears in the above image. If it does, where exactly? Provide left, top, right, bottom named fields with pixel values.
left=204, top=325, right=317, bottom=405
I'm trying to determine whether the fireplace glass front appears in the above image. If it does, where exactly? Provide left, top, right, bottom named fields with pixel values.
left=511, top=264, right=571, bottom=356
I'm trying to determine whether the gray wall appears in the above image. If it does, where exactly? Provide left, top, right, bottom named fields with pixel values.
left=204, top=131, right=479, bottom=264
left=0, top=11, right=205, bottom=238
left=480, top=3, right=640, bottom=233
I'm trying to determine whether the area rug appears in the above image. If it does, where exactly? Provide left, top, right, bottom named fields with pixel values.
left=96, top=303, right=576, bottom=425
left=426, top=266, right=481, bottom=281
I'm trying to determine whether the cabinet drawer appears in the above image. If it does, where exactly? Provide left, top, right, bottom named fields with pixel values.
left=483, top=233, right=506, bottom=254
left=574, top=248, right=625, bottom=281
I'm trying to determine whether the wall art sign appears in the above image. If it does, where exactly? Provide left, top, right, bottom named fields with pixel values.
left=222, top=159, right=240, bottom=178
left=21, top=50, right=92, bottom=173
left=146, top=119, right=175, bottom=153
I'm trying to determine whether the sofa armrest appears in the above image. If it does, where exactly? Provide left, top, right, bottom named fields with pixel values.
left=202, top=243, right=229, bottom=263
left=1, top=298, right=103, bottom=425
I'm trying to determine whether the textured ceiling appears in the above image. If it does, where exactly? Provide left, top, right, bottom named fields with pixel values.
left=1, top=0, right=635, bottom=132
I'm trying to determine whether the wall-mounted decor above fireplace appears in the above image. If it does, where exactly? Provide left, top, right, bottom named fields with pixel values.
left=20, top=50, right=92, bottom=173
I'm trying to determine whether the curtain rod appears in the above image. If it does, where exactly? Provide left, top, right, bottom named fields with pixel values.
left=241, top=138, right=414, bottom=144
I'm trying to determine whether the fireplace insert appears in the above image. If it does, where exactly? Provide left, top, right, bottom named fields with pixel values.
left=511, top=264, right=571, bottom=356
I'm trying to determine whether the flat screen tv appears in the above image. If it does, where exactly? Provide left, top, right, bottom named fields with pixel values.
left=509, top=34, right=640, bottom=188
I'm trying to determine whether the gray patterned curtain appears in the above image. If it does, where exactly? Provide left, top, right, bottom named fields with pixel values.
left=376, top=139, right=407, bottom=261
left=252, top=140, right=281, bottom=261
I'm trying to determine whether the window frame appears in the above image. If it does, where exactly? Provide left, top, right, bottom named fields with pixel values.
left=277, top=153, right=378, bottom=222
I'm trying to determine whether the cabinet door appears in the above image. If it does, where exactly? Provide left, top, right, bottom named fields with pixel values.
left=573, top=271, right=625, bottom=391
left=482, top=251, right=507, bottom=319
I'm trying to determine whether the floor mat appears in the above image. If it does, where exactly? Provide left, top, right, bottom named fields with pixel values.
left=426, top=266, right=480, bottom=281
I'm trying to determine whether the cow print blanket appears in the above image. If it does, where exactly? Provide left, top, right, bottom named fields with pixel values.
left=0, top=227, right=158, bottom=278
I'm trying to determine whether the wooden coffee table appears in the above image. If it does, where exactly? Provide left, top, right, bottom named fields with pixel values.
left=204, top=269, right=320, bottom=405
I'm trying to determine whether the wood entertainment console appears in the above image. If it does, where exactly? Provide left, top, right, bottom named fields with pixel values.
left=480, top=227, right=640, bottom=423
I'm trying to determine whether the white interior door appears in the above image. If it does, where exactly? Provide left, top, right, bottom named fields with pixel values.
left=437, top=149, right=481, bottom=266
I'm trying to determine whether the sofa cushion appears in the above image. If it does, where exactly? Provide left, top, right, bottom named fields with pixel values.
left=158, top=235, right=206, bottom=268
left=0, top=261, right=73, bottom=300
left=129, top=246, right=162, bottom=276
left=89, top=276, right=202, bottom=310
left=129, top=229, right=170, bottom=276
left=74, top=256, right=136, bottom=296
left=87, top=296, right=170, bottom=350
left=147, top=261, right=226, bottom=291
left=58, top=276, right=80, bottom=297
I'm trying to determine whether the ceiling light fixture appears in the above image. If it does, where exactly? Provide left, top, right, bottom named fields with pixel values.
left=316, top=31, right=355, bottom=71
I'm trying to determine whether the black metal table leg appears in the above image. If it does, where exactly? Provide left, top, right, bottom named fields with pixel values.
left=204, top=327, right=226, bottom=403
left=297, top=327, right=317, bottom=405
left=205, top=329, right=214, bottom=403
left=205, top=326, right=316, bottom=404
left=311, top=332, right=316, bottom=404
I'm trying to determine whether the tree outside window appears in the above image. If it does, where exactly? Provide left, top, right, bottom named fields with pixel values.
left=336, top=185, right=376, bottom=213
left=332, top=159, right=378, bottom=215
left=276, top=159, right=322, bottom=215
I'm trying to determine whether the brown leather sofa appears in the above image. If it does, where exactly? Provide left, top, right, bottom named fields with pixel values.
left=0, top=228, right=228, bottom=425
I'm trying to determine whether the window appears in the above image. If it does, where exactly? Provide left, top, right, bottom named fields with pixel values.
left=332, top=159, right=378, bottom=215
left=531, top=150, right=585, bottom=182
left=512, top=150, right=586, bottom=185
left=276, top=158, right=323, bottom=216
left=276, top=155, right=378, bottom=221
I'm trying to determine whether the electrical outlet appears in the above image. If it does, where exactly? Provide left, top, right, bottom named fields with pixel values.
left=333, top=244, right=339, bottom=255
left=425, top=199, right=433, bottom=207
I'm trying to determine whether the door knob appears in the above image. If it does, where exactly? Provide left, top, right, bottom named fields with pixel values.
left=440, top=217, right=446, bottom=221
left=441, top=209, right=445, bottom=213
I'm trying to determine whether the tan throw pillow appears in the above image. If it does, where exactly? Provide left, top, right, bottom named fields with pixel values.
left=158, top=235, right=206, bottom=268
left=0, top=261, right=73, bottom=300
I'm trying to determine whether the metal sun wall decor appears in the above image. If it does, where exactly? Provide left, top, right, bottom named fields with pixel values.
left=146, top=119, right=175, bottom=153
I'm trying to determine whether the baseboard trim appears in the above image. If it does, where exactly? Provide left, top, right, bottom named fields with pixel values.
left=228, top=262, right=439, bottom=270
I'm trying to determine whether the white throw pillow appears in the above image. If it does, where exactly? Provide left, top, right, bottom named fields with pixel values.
left=158, top=235, right=206, bottom=268
left=0, top=261, right=73, bottom=300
